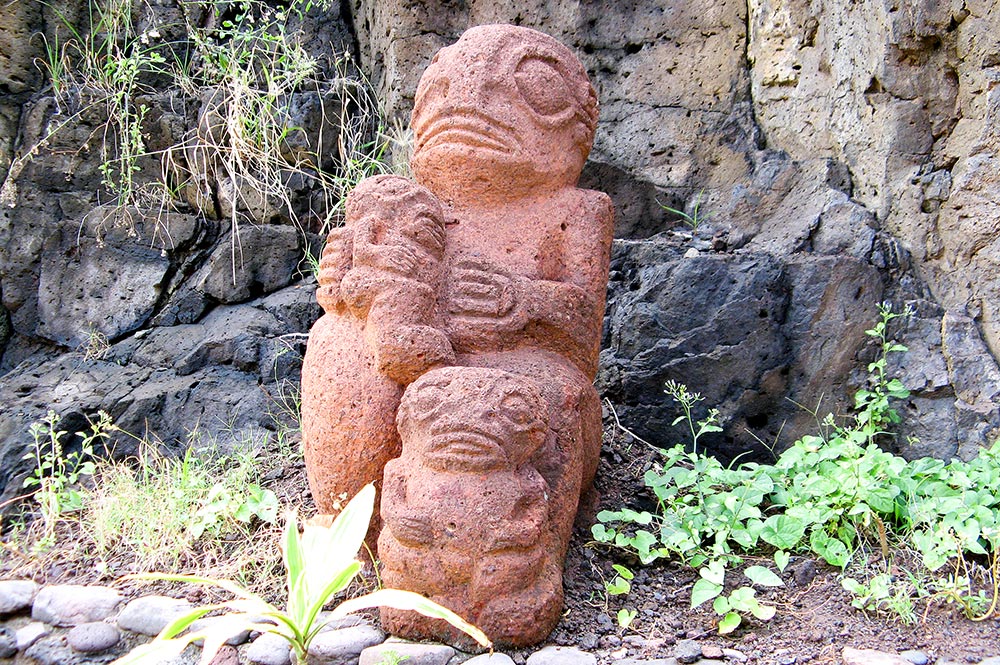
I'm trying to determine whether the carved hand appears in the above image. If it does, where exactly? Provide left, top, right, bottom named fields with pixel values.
left=447, top=260, right=525, bottom=326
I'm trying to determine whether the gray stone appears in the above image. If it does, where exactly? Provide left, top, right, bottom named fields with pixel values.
left=0, top=627, right=17, bottom=658
left=35, top=212, right=173, bottom=348
left=360, top=640, right=455, bottom=665
left=24, top=634, right=83, bottom=665
left=672, top=639, right=702, bottom=664
left=613, top=659, right=679, bottom=665
left=15, top=621, right=50, bottom=650
left=246, top=631, right=293, bottom=665
left=525, top=646, right=597, bottom=665
left=0, top=579, right=38, bottom=614
left=842, top=648, right=912, bottom=665
left=976, top=658, right=1000, bottom=665
left=200, top=226, right=303, bottom=304
left=463, top=655, right=517, bottom=665
left=32, top=584, right=122, bottom=627
left=189, top=617, right=253, bottom=646
left=116, top=594, right=193, bottom=636
left=722, top=649, right=748, bottom=662
left=67, top=621, right=121, bottom=653
left=306, top=624, right=386, bottom=664
left=899, top=651, right=929, bottom=665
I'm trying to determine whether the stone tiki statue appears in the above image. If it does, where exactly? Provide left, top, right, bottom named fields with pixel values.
left=301, top=24, right=613, bottom=646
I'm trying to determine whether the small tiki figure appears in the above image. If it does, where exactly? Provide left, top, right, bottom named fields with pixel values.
left=340, top=174, right=455, bottom=384
left=301, top=175, right=452, bottom=531
left=379, top=367, right=563, bottom=647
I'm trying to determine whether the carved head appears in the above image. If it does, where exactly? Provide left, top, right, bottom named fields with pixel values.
left=346, top=174, right=445, bottom=259
left=411, top=25, right=598, bottom=201
left=397, top=366, right=548, bottom=472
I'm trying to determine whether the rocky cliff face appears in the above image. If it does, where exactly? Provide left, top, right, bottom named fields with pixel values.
left=1, top=0, right=998, bottom=505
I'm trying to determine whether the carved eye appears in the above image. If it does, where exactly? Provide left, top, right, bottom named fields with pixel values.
left=408, top=383, right=447, bottom=420
left=514, top=56, right=572, bottom=117
left=499, top=391, right=536, bottom=427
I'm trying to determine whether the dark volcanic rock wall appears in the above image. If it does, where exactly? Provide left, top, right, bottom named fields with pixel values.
left=0, top=1, right=355, bottom=506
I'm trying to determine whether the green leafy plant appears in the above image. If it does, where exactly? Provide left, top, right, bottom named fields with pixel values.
left=594, top=303, right=1000, bottom=629
left=22, top=411, right=111, bottom=543
left=112, top=484, right=490, bottom=665
left=189, top=481, right=279, bottom=539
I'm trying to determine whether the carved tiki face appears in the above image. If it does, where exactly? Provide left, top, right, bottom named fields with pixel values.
left=346, top=174, right=446, bottom=259
left=397, top=366, right=548, bottom=472
left=411, top=25, right=599, bottom=198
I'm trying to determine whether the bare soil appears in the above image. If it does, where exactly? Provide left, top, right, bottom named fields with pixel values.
left=2, top=416, right=999, bottom=665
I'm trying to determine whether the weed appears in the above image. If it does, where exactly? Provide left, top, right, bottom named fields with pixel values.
left=21, top=411, right=111, bottom=544
left=113, top=485, right=489, bottom=665
left=659, top=189, right=708, bottom=231
left=9, top=0, right=393, bottom=250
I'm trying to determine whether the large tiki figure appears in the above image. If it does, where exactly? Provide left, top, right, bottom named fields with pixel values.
left=301, top=24, right=613, bottom=646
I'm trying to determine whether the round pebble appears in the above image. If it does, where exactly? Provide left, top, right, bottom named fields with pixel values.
left=67, top=621, right=121, bottom=653
left=0, top=580, right=39, bottom=614
left=246, top=632, right=292, bottom=665
left=32, top=584, right=122, bottom=627
left=674, top=639, right=702, bottom=664
left=900, top=650, right=930, bottom=665
left=117, top=594, right=192, bottom=636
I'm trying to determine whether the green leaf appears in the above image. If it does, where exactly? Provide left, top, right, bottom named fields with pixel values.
left=611, top=564, right=634, bottom=580
left=760, top=515, right=806, bottom=550
left=750, top=603, right=776, bottom=621
left=690, top=578, right=723, bottom=608
left=773, top=550, right=790, bottom=572
left=712, top=595, right=730, bottom=614
left=744, top=566, right=784, bottom=587
left=617, top=608, right=637, bottom=629
left=700, top=560, right=726, bottom=585
left=332, top=589, right=490, bottom=647
left=591, top=524, right=614, bottom=542
left=718, top=611, right=741, bottom=634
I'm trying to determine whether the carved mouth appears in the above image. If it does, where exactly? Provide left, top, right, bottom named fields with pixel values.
left=426, top=430, right=506, bottom=469
left=416, top=111, right=519, bottom=154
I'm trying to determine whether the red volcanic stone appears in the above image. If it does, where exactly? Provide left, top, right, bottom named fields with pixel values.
left=302, top=23, right=613, bottom=647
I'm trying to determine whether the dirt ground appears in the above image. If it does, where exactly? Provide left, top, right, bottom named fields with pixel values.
left=2, top=414, right=999, bottom=665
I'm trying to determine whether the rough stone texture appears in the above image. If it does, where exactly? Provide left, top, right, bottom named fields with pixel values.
left=843, top=648, right=914, bottom=665
left=31, top=585, right=122, bottom=627
left=305, top=624, right=386, bottom=664
left=359, top=640, right=455, bottom=665
left=525, top=646, right=598, bottom=665
left=304, top=26, right=614, bottom=648
left=24, top=634, right=86, bottom=665
left=14, top=621, right=49, bottom=651
left=66, top=622, right=121, bottom=653
left=245, top=632, right=293, bottom=665
left=0, top=0, right=353, bottom=510
left=345, top=0, right=1000, bottom=463
left=0, top=628, right=15, bottom=659
left=673, top=640, right=703, bottom=664
left=116, top=595, right=193, bottom=637
left=0, top=579, right=38, bottom=614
